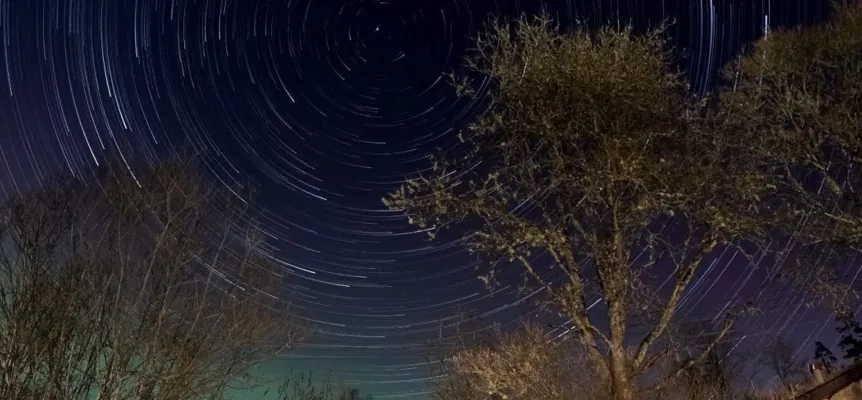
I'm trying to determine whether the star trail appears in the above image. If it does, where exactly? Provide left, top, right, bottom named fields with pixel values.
left=0, top=0, right=844, bottom=398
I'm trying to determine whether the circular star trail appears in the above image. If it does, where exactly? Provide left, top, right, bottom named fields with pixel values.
left=0, top=0, right=841, bottom=397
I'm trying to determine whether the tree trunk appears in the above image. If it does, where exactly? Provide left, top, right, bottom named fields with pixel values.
left=609, top=346, right=637, bottom=400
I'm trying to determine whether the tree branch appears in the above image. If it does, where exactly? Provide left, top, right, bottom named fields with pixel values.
left=549, top=248, right=612, bottom=379
left=644, top=316, right=734, bottom=393
left=632, top=233, right=718, bottom=372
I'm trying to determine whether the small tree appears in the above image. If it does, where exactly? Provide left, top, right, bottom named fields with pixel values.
left=340, top=389, right=360, bottom=400
left=276, top=370, right=367, bottom=400
left=813, top=341, right=838, bottom=374
left=665, top=323, right=743, bottom=400
left=278, top=371, right=336, bottom=400
left=434, top=322, right=609, bottom=400
left=760, top=337, right=806, bottom=389
left=0, top=157, right=309, bottom=399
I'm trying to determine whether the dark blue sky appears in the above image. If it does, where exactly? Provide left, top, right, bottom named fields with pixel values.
left=0, top=0, right=842, bottom=398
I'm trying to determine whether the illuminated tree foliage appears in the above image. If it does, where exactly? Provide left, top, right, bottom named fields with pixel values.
left=718, top=0, right=862, bottom=309
left=387, top=2, right=862, bottom=399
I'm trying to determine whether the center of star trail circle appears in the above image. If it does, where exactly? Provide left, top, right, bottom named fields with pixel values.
left=342, top=0, right=441, bottom=70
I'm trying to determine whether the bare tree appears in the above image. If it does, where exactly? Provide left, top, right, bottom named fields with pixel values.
left=385, top=14, right=788, bottom=400
left=278, top=371, right=337, bottom=400
left=0, top=157, right=310, bottom=399
left=760, top=337, right=806, bottom=390
left=655, top=323, right=747, bottom=400
left=276, top=370, right=367, bottom=400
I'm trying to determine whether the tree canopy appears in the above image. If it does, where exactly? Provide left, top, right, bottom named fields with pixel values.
left=387, top=2, right=862, bottom=400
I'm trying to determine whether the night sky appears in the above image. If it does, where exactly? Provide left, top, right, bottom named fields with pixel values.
left=0, top=0, right=847, bottom=398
